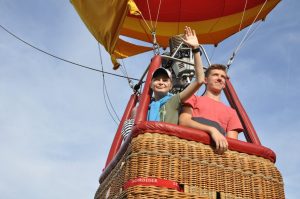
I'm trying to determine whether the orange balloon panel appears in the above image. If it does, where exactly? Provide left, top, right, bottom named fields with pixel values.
left=122, top=0, right=281, bottom=47
left=71, top=0, right=281, bottom=68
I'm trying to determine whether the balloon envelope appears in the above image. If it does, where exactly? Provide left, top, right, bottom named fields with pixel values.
left=71, top=0, right=281, bottom=68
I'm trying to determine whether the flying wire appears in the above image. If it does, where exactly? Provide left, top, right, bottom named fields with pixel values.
left=98, top=43, right=120, bottom=125
left=153, top=0, right=162, bottom=31
left=235, top=0, right=267, bottom=55
left=138, top=12, right=152, bottom=34
left=119, top=58, right=135, bottom=90
left=227, top=0, right=268, bottom=68
left=238, top=21, right=263, bottom=51
left=209, top=46, right=216, bottom=63
left=114, top=43, right=135, bottom=90
left=0, top=23, right=140, bottom=81
left=146, top=0, right=154, bottom=30
left=238, top=0, right=248, bottom=33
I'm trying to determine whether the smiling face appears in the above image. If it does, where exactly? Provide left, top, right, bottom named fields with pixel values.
left=205, top=69, right=227, bottom=94
left=151, top=73, right=172, bottom=100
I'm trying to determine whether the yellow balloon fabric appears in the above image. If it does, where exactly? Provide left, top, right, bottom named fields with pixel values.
left=71, top=0, right=281, bottom=69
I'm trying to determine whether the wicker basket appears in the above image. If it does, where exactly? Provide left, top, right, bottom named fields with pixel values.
left=95, top=133, right=284, bottom=199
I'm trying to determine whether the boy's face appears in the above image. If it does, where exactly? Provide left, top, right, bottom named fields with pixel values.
left=151, top=73, right=172, bottom=97
left=205, top=69, right=226, bottom=93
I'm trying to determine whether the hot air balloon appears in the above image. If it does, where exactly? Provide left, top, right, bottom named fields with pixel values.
left=71, top=0, right=285, bottom=198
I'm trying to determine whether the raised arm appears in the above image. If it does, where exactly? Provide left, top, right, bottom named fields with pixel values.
left=179, top=26, right=205, bottom=102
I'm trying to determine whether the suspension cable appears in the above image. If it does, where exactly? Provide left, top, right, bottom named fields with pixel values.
left=146, top=0, right=154, bottom=30
left=0, top=23, right=139, bottom=81
left=153, top=0, right=162, bottom=31
left=114, top=43, right=135, bottom=90
left=119, top=58, right=135, bottom=90
left=138, top=12, right=152, bottom=34
left=227, top=0, right=268, bottom=69
left=209, top=46, right=216, bottom=61
left=239, top=20, right=263, bottom=52
left=235, top=0, right=267, bottom=55
left=137, top=1, right=162, bottom=54
left=102, top=78, right=119, bottom=125
left=98, top=43, right=120, bottom=125
left=238, top=0, right=248, bottom=33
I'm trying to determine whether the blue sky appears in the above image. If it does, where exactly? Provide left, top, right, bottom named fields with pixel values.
left=0, top=0, right=299, bottom=198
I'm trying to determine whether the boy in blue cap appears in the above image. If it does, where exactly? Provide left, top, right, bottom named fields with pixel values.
left=148, top=26, right=205, bottom=124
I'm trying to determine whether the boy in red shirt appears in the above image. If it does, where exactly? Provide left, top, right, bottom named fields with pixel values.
left=180, top=64, right=243, bottom=154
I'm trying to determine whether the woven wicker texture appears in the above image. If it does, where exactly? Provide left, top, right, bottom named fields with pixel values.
left=121, top=186, right=209, bottom=198
left=95, top=133, right=285, bottom=199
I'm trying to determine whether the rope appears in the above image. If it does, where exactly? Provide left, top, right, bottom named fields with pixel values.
left=146, top=0, right=154, bottom=30
left=137, top=0, right=162, bottom=54
left=119, top=58, right=135, bottom=90
left=138, top=12, right=152, bottom=34
left=98, top=43, right=120, bottom=125
left=238, top=21, right=263, bottom=52
left=238, top=0, right=248, bottom=33
left=227, top=0, right=268, bottom=69
left=209, top=46, right=216, bottom=62
left=154, top=0, right=162, bottom=31
left=0, top=23, right=139, bottom=81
